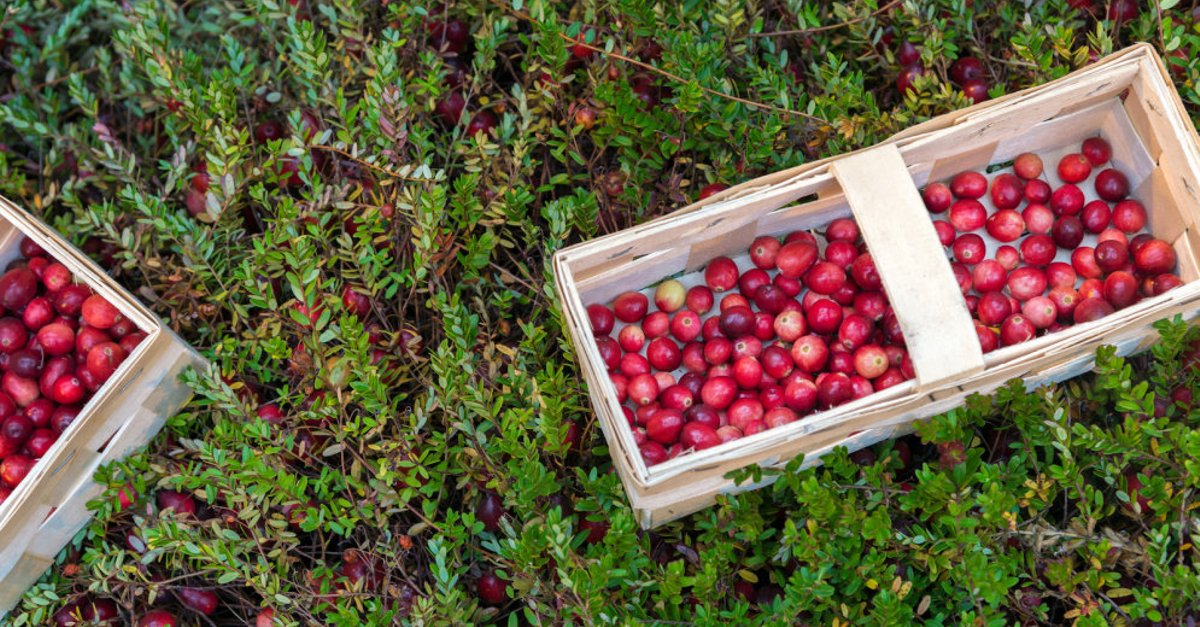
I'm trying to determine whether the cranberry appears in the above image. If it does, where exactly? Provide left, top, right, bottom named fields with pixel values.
left=643, top=311, right=669, bottom=338
left=1052, top=216, right=1084, bottom=249
left=1154, top=273, right=1184, bottom=295
left=738, top=268, right=771, bottom=299
left=87, top=342, right=127, bottom=383
left=0, top=317, right=27, bottom=354
left=42, top=262, right=72, bottom=293
left=1046, top=262, right=1077, bottom=289
left=1072, top=247, right=1102, bottom=279
left=1013, top=153, right=1043, bottom=179
left=1057, top=153, right=1092, bottom=183
left=951, top=262, right=973, bottom=294
left=790, top=335, right=829, bottom=373
left=685, top=286, right=714, bottom=313
left=640, top=441, right=668, bottom=465
left=824, top=241, right=859, bottom=269
left=950, top=171, right=987, bottom=199
left=1133, top=239, right=1176, bottom=275
left=853, top=345, right=889, bottom=379
left=612, top=292, right=648, bottom=323
left=775, top=241, right=818, bottom=279
left=1024, top=179, right=1052, bottom=204
left=680, top=422, right=721, bottom=450
left=618, top=325, right=644, bottom=353
left=805, top=299, right=842, bottom=335
left=896, top=65, right=927, bottom=94
left=1008, top=267, right=1048, bottom=301
left=477, top=572, right=508, bottom=606
left=773, top=310, right=806, bottom=342
left=1079, top=200, right=1111, bottom=233
left=933, top=220, right=955, bottom=246
left=670, top=311, right=701, bottom=343
left=748, top=236, right=781, bottom=270
left=0, top=268, right=37, bottom=310
left=897, top=41, right=920, bottom=66
left=1022, top=296, right=1057, bottom=329
left=950, top=56, right=985, bottom=84
left=704, top=257, right=740, bottom=292
left=1094, top=168, right=1129, bottom=201
left=985, top=209, right=1025, bottom=242
left=952, top=234, right=986, bottom=265
left=1112, top=199, right=1147, bottom=232
left=53, top=285, right=91, bottom=316
left=816, top=372, right=853, bottom=407
left=2, top=372, right=38, bottom=407
left=1108, top=0, right=1140, bottom=22
left=1082, top=137, right=1112, bottom=166
left=157, top=489, right=197, bottom=515
left=648, top=407, right=688, bottom=444
left=36, top=323, right=74, bottom=356
left=804, top=262, right=846, bottom=295
left=1094, top=240, right=1130, bottom=274
left=1, top=453, right=34, bottom=486
left=949, top=199, right=986, bottom=231
left=837, top=314, right=874, bottom=352
left=176, top=588, right=218, bottom=616
left=1104, top=271, right=1139, bottom=308
left=1023, top=204, right=1054, bottom=234
left=1050, top=184, right=1085, bottom=216
left=922, top=182, right=953, bottom=213
left=999, top=314, right=1036, bottom=346
left=1019, top=234, right=1056, bottom=267
left=1074, top=297, right=1115, bottom=323
left=977, top=291, right=1013, bottom=326
left=464, top=110, right=498, bottom=137
left=961, top=80, right=989, bottom=103
left=697, top=183, right=728, bottom=200
left=435, top=92, right=466, bottom=125
left=24, top=428, right=55, bottom=457
left=700, top=377, right=737, bottom=409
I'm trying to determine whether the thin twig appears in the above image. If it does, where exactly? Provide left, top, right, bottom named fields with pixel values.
left=308, top=145, right=439, bottom=183
left=492, top=1, right=827, bottom=125
left=747, top=0, right=903, bottom=38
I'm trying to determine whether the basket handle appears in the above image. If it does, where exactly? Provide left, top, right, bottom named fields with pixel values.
left=829, top=144, right=984, bottom=391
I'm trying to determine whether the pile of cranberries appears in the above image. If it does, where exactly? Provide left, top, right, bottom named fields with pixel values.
left=0, top=237, right=141, bottom=506
left=922, top=136, right=1182, bottom=352
left=587, top=219, right=916, bottom=467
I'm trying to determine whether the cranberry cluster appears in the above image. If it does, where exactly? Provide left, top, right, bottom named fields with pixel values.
left=0, top=237, right=141, bottom=504
left=587, top=219, right=916, bottom=466
left=923, top=136, right=1182, bottom=351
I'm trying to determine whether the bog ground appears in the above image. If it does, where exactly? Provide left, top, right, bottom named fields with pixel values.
left=2, top=1, right=1200, bottom=625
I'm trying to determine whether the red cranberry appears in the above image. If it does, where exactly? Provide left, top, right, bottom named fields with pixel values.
left=961, top=80, right=989, bottom=103
left=805, top=299, right=842, bottom=335
left=1080, top=200, right=1111, bottom=233
left=612, top=292, right=648, bottom=322
left=477, top=572, right=508, bottom=606
left=1112, top=199, right=1147, bottom=232
left=435, top=92, right=466, bottom=125
left=1024, top=179, right=1052, bottom=204
left=977, top=291, right=1013, bottom=326
left=1013, top=153, right=1043, bottom=179
left=1008, top=267, right=1048, bottom=301
left=1082, top=137, right=1112, bottom=166
left=704, top=257, right=740, bottom=292
left=950, top=56, right=985, bottom=84
left=1094, top=168, right=1129, bottom=201
left=1019, top=234, right=1056, bottom=267
left=922, top=182, right=953, bottom=213
left=1057, top=153, right=1092, bottom=183
left=749, top=236, right=781, bottom=270
left=897, top=41, right=920, bottom=66
left=816, top=372, right=853, bottom=407
left=776, top=241, right=818, bottom=279
left=985, top=209, right=1025, bottom=242
left=999, top=314, right=1036, bottom=346
left=896, top=65, right=927, bottom=94
left=790, top=335, right=829, bottom=374
left=949, top=199, right=987, bottom=231
left=1046, top=262, right=1077, bottom=288
left=1094, top=240, right=1130, bottom=274
left=1133, top=239, right=1176, bottom=276
left=804, top=262, right=846, bottom=295
left=1050, top=184, right=1085, bottom=216
left=950, top=171, right=988, bottom=199
left=1052, top=216, right=1084, bottom=249
left=933, top=221, right=955, bottom=246
left=53, top=285, right=91, bottom=316
left=685, top=286, right=714, bottom=313
left=1072, top=247, right=1102, bottom=279
left=952, top=234, right=986, bottom=265
left=1074, top=297, right=1115, bottom=323
left=1104, top=271, right=1139, bottom=308
left=0, top=268, right=37, bottom=310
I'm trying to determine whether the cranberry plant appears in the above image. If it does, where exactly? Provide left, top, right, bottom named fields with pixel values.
left=0, top=0, right=1199, bottom=624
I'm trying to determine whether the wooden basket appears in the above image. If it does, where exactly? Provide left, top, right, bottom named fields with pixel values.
left=0, top=195, right=205, bottom=614
left=553, top=44, right=1200, bottom=528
